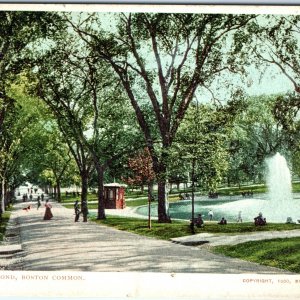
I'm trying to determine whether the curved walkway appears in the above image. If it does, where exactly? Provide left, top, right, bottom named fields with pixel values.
left=2, top=200, right=295, bottom=274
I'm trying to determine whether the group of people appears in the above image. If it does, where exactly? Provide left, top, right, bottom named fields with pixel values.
left=189, top=210, right=271, bottom=227
left=21, top=192, right=88, bottom=222
left=22, top=192, right=44, bottom=203
left=190, top=209, right=227, bottom=229
left=20, top=190, right=53, bottom=220
left=254, top=212, right=267, bottom=226
left=241, top=191, right=254, bottom=197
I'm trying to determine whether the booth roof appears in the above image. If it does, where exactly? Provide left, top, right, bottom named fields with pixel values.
left=104, top=183, right=127, bottom=187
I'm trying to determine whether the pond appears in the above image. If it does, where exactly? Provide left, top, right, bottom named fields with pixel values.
left=135, top=196, right=300, bottom=223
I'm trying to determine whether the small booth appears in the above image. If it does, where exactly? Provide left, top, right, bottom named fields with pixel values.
left=104, top=183, right=126, bottom=209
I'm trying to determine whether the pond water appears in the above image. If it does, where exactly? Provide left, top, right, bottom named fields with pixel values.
left=135, top=197, right=300, bottom=223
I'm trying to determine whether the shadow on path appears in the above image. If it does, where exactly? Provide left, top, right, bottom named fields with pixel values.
left=8, top=201, right=292, bottom=274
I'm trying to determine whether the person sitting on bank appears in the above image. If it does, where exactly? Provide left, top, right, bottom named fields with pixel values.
left=218, top=217, right=227, bottom=225
left=254, top=212, right=266, bottom=226
left=195, top=214, right=204, bottom=228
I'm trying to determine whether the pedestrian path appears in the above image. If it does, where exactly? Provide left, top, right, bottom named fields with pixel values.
left=171, top=229, right=300, bottom=247
left=0, top=200, right=294, bottom=274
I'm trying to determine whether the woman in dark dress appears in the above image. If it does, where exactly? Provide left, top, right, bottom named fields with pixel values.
left=43, top=199, right=53, bottom=220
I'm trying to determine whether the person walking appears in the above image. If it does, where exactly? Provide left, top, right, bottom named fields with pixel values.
left=74, top=200, right=80, bottom=222
left=43, top=199, right=53, bottom=220
left=237, top=210, right=242, bottom=223
left=208, top=209, right=214, bottom=221
left=37, top=198, right=41, bottom=210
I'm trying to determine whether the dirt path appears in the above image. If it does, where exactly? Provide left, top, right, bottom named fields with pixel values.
left=6, top=201, right=292, bottom=274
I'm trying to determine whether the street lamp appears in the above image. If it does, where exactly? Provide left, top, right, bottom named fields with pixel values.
left=165, top=179, right=170, bottom=218
left=148, top=185, right=151, bottom=229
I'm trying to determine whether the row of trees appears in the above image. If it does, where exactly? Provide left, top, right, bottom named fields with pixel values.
left=0, top=11, right=300, bottom=222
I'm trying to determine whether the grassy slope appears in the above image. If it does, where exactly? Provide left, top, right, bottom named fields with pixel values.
left=212, top=237, right=300, bottom=273
left=0, top=210, right=11, bottom=242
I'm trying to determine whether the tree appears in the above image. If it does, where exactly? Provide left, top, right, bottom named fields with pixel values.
left=0, top=11, right=60, bottom=132
left=68, top=12, right=256, bottom=222
left=0, top=74, right=52, bottom=210
left=174, top=100, right=239, bottom=231
left=123, top=147, right=156, bottom=195
left=0, top=11, right=62, bottom=211
left=228, top=94, right=289, bottom=186
left=34, top=21, right=141, bottom=220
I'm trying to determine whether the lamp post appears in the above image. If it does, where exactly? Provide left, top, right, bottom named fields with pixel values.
left=148, top=186, right=151, bottom=229
left=165, top=179, right=170, bottom=218
left=190, top=157, right=196, bottom=234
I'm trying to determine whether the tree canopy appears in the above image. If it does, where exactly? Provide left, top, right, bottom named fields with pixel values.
left=0, top=10, right=299, bottom=225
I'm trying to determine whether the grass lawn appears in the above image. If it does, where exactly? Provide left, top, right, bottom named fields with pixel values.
left=90, top=216, right=192, bottom=240
left=0, top=209, right=11, bottom=242
left=212, top=237, right=300, bottom=273
left=88, top=215, right=300, bottom=240
left=218, top=182, right=300, bottom=195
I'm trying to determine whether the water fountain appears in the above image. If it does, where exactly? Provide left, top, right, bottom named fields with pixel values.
left=264, top=152, right=294, bottom=222
left=136, top=152, right=300, bottom=223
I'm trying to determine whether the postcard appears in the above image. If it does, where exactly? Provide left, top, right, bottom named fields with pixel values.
left=0, top=2, right=299, bottom=299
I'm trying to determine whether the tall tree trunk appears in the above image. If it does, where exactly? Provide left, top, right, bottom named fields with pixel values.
left=4, top=180, right=8, bottom=209
left=1, top=178, right=5, bottom=213
left=153, top=159, right=171, bottom=223
left=8, top=189, right=15, bottom=205
left=53, top=185, right=57, bottom=200
left=80, top=170, right=89, bottom=222
left=56, top=180, right=61, bottom=203
left=147, top=182, right=153, bottom=229
left=95, top=163, right=106, bottom=220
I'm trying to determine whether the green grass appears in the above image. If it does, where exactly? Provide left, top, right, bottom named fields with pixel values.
left=292, top=182, right=300, bottom=193
left=212, top=237, right=300, bottom=273
left=218, top=184, right=267, bottom=195
left=61, top=194, right=97, bottom=203
left=62, top=192, right=181, bottom=208
left=218, top=181, right=300, bottom=196
left=0, top=209, right=11, bottom=242
left=88, top=215, right=300, bottom=240
left=90, top=215, right=191, bottom=240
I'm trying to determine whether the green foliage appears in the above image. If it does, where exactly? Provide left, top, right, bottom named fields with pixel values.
left=0, top=210, right=11, bottom=242
left=213, top=237, right=300, bottom=273
left=173, top=102, right=237, bottom=192
left=227, top=94, right=289, bottom=185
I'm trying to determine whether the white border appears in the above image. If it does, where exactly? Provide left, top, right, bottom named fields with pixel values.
left=0, top=4, right=299, bottom=14
left=0, top=3, right=299, bottom=299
